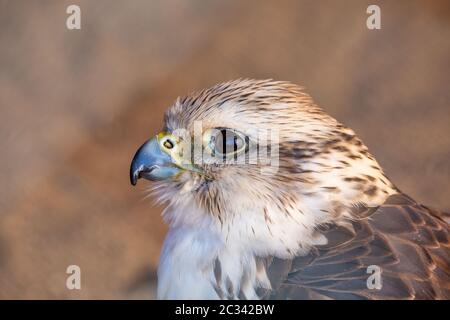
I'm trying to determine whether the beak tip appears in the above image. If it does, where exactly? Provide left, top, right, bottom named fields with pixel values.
left=130, top=137, right=179, bottom=185
left=130, top=169, right=138, bottom=186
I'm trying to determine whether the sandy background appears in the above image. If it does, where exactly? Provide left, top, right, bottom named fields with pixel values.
left=0, top=0, right=449, bottom=299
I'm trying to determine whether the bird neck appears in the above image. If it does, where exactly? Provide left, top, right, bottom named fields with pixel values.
left=156, top=224, right=269, bottom=299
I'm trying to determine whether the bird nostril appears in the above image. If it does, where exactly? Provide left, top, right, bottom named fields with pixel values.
left=163, top=139, right=174, bottom=149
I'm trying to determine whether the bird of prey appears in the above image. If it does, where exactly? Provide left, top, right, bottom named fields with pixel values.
left=130, top=79, right=449, bottom=300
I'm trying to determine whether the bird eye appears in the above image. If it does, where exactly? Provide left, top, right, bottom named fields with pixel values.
left=209, top=128, right=246, bottom=156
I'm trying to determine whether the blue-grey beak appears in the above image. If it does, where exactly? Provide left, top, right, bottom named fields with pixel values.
left=130, top=137, right=181, bottom=185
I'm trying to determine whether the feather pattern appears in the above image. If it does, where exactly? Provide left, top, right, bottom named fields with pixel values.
left=265, top=193, right=450, bottom=299
left=132, top=79, right=450, bottom=299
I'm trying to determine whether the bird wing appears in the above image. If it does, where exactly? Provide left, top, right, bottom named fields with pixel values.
left=263, top=193, right=450, bottom=299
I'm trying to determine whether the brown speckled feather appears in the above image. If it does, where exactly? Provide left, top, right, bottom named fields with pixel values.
left=265, top=193, right=450, bottom=300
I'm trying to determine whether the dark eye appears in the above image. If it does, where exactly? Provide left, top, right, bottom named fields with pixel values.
left=211, top=128, right=246, bottom=156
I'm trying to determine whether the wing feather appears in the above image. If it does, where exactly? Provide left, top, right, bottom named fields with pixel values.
left=266, top=193, right=450, bottom=300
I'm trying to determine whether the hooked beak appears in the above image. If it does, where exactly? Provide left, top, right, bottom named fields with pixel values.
left=130, top=137, right=181, bottom=185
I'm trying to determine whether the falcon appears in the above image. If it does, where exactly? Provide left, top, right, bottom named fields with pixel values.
left=130, top=79, right=450, bottom=299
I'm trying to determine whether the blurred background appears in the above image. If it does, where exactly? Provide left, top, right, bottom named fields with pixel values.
left=0, top=0, right=449, bottom=299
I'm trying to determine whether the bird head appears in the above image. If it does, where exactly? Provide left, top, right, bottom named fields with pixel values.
left=130, top=79, right=395, bottom=237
